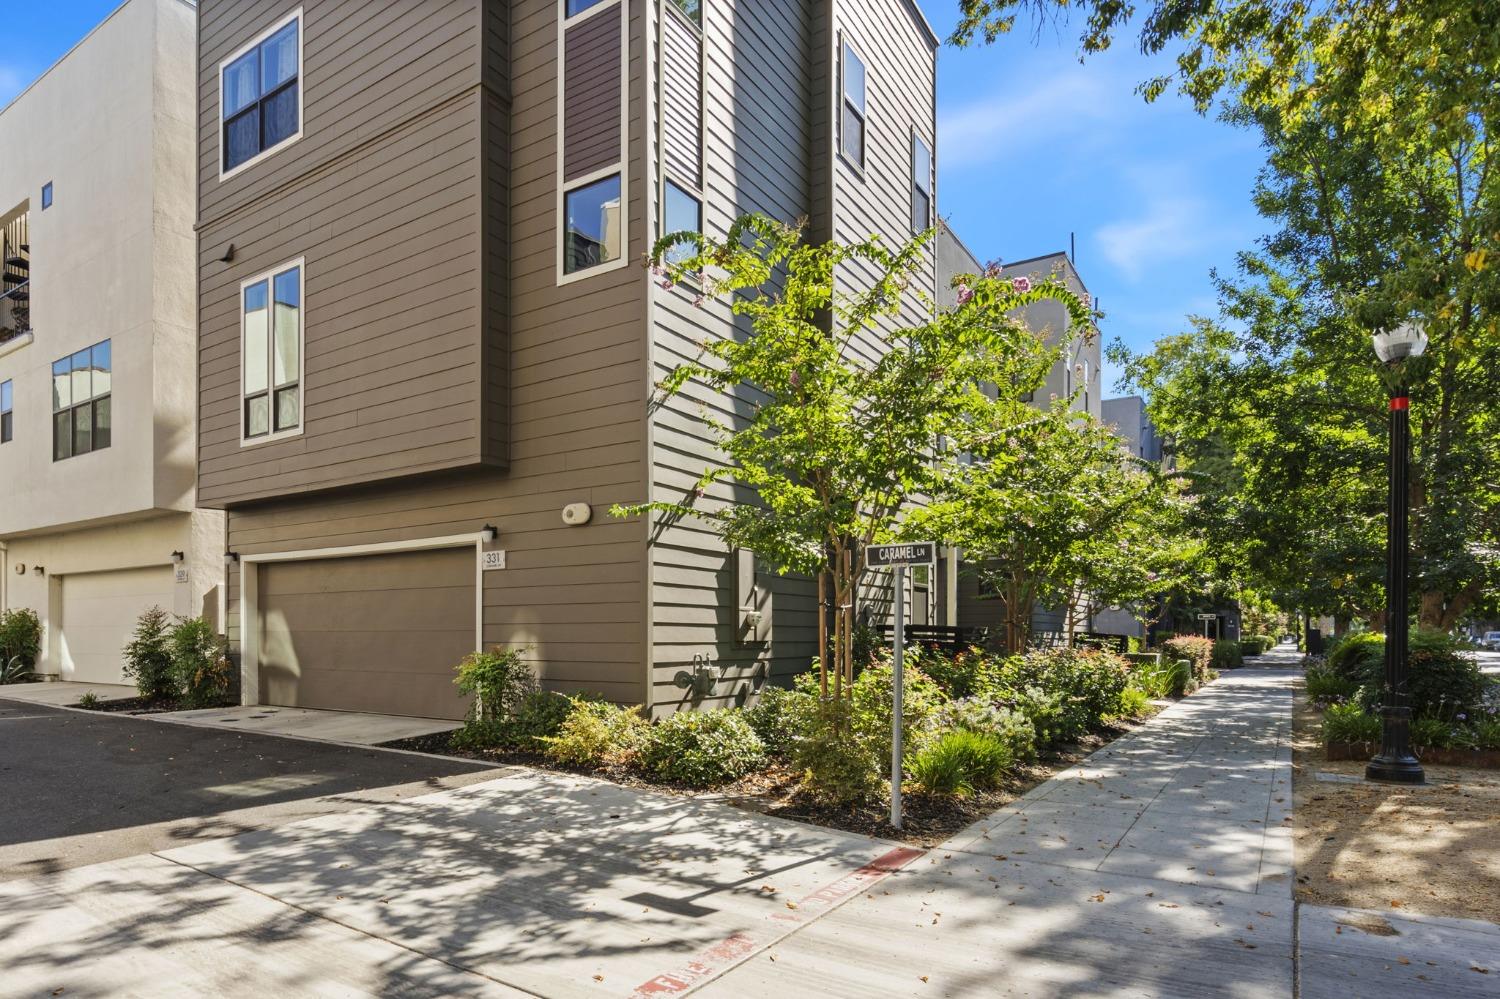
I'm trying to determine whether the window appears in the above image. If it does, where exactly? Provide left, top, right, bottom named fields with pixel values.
left=221, top=12, right=301, bottom=175
left=663, top=180, right=701, bottom=267
left=912, top=134, right=932, bottom=232
left=668, top=0, right=701, bottom=24
left=0, top=380, right=11, bottom=443
left=52, top=340, right=110, bottom=461
left=840, top=40, right=867, bottom=169
left=40, top=183, right=52, bottom=210
left=241, top=261, right=302, bottom=441
left=563, top=175, right=622, bottom=275
left=566, top=0, right=610, bottom=15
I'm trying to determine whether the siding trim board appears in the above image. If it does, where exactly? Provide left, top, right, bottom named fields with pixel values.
left=557, top=0, right=630, bottom=286
left=218, top=6, right=306, bottom=183
left=237, top=529, right=488, bottom=706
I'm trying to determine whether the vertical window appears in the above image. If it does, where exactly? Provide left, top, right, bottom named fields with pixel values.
left=0, top=379, right=11, bottom=443
left=563, top=176, right=623, bottom=275
left=221, top=13, right=301, bottom=175
left=242, top=261, right=302, bottom=441
left=912, top=134, right=933, bottom=232
left=840, top=40, right=867, bottom=169
left=40, top=183, right=53, bottom=210
left=51, top=340, right=110, bottom=461
left=663, top=180, right=702, bottom=267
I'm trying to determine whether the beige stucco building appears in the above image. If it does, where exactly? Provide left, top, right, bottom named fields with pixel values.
left=0, top=0, right=222, bottom=683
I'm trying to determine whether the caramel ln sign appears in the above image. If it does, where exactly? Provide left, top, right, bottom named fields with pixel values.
left=865, top=542, right=936, bottom=567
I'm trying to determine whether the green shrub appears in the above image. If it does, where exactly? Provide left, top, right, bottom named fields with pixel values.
left=123, top=606, right=176, bottom=701
left=1466, top=716, right=1500, bottom=751
left=993, top=647, right=1131, bottom=741
left=744, top=685, right=805, bottom=759
left=1344, top=630, right=1488, bottom=719
left=1211, top=639, right=1243, bottom=672
left=1005, top=684, right=1072, bottom=747
left=1112, top=686, right=1152, bottom=720
left=914, top=646, right=996, bottom=700
left=77, top=691, right=101, bottom=709
left=1127, top=655, right=1185, bottom=698
left=454, top=647, right=535, bottom=724
left=1327, top=632, right=1384, bottom=682
left=1305, top=664, right=1360, bottom=704
left=1322, top=702, right=1381, bottom=744
left=925, top=697, right=1037, bottom=761
left=641, top=709, right=766, bottom=786
left=0, top=608, right=42, bottom=670
left=1160, top=636, right=1214, bottom=690
left=0, top=655, right=33, bottom=685
left=168, top=617, right=233, bottom=709
left=909, top=729, right=1012, bottom=796
left=541, top=699, right=648, bottom=766
left=509, top=689, right=574, bottom=749
left=791, top=664, right=946, bottom=804
left=449, top=719, right=511, bottom=752
left=1411, top=716, right=1456, bottom=750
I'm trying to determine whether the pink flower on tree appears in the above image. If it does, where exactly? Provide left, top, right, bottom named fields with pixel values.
left=956, top=283, right=974, bottom=305
left=789, top=370, right=802, bottom=388
left=1012, top=276, right=1032, bottom=293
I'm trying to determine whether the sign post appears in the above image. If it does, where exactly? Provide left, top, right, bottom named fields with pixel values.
left=866, top=542, right=936, bottom=831
left=1198, top=612, right=1217, bottom=640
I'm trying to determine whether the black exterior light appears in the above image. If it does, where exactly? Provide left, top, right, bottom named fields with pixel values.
left=1366, top=321, right=1428, bottom=785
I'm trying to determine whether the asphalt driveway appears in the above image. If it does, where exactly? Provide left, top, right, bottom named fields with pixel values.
left=0, top=699, right=500, bottom=882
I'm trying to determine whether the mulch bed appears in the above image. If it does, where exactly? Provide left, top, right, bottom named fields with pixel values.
left=75, top=696, right=188, bottom=715
left=385, top=715, right=1153, bottom=847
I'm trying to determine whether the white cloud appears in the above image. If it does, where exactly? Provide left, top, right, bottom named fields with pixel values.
left=937, top=66, right=1131, bottom=170
left=1095, top=195, right=1214, bottom=281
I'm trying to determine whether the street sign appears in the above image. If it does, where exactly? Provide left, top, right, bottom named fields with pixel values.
left=866, top=541, right=936, bottom=567
left=1197, top=613, right=1217, bottom=620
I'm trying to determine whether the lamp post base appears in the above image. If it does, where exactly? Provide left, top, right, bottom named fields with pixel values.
left=1365, top=754, right=1425, bottom=784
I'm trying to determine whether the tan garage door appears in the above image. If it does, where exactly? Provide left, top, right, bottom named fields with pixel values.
left=61, top=567, right=176, bottom=684
left=257, top=547, right=476, bottom=720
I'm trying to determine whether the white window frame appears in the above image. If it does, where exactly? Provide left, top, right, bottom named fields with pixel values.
left=239, top=257, right=306, bottom=448
left=557, top=0, right=630, bottom=286
left=838, top=34, right=869, bottom=175
left=218, top=8, right=306, bottom=183
left=911, top=128, right=933, bottom=233
left=657, top=0, right=707, bottom=274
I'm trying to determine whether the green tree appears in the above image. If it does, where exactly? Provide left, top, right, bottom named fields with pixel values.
left=614, top=215, right=1087, bottom=691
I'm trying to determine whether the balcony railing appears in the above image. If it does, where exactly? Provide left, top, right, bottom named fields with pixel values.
left=0, top=213, right=30, bottom=345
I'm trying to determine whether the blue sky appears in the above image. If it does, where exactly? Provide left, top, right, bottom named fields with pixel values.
left=6, top=2, right=1269, bottom=396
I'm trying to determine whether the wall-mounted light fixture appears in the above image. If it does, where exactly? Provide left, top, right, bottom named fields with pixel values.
left=170, top=551, right=185, bottom=565
left=32, top=565, right=44, bottom=577
left=218, top=243, right=236, bottom=263
left=561, top=503, right=593, bottom=526
left=224, top=551, right=239, bottom=567
left=13, top=563, right=25, bottom=575
left=481, top=524, right=499, bottom=543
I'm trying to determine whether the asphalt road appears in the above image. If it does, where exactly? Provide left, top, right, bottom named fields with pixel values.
left=0, top=699, right=501, bottom=882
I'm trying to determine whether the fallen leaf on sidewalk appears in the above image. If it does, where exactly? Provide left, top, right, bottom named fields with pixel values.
left=785, top=901, right=798, bottom=910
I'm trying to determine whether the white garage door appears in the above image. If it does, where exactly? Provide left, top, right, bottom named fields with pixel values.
left=61, top=567, right=175, bottom=684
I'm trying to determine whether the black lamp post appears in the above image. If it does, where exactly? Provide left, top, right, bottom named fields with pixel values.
left=1366, top=321, right=1427, bottom=785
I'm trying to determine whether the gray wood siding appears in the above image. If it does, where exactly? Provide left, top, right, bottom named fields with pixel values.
left=214, top=0, right=653, bottom=704
left=661, top=12, right=702, bottom=187
left=645, top=0, right=937, bottom=714
left=562, top=3, right=624, bottom=182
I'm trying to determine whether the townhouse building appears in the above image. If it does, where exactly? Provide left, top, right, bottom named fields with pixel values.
left=0, top=0, right=222, bottom=685
left=197, top=0, right=942, bottom=719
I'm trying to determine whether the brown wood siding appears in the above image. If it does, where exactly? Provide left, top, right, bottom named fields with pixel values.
left=562, top=3, right=623, bottom=182
left=646, top=0, right=936, bottom=714
left=213, top=0, right=652, bottom=704
left=661, top=12, right=701, bottom=188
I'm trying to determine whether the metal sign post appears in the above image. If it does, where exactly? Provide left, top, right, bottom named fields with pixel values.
left=866, top=542, right=935, bottom=832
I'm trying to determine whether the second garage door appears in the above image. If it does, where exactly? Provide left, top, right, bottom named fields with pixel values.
left=257, top=547, right=476, bottom=720
left=61, top=566, right=177, bottom=684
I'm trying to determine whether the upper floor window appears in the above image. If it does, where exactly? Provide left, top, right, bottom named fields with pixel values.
left=912, top=134, right=933, bottom=232
left=663, top=180, right=701, bottom=267
left=840, top=40, right=867, bottom=170
left=52, top=340, right=110, bottom=461
left=566, top=0, right=610, bottom=16
left=242, top=261, right=303, bottom=442
left=221, top=12, right=302, bottom=177
left=668, top=0, right=701, bottom=25
left=0, top=379, right=11, bottom=443
left=40, top=183, right=52, bottom=210
left=564, top=175, right=623, bottom=275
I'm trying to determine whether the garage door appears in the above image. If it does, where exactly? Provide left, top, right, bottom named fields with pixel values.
left=61, top=567, right=176, bottom=684
left=257, top=547, right=476, bottom=720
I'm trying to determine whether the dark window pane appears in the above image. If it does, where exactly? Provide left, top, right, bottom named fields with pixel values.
left=246, top=394, right=270, bottom=438
left=53, top=410, right=71, bottom=460
left=73, top=402, right=92, bottom=455
left=262, top=82, right=299, bottom=149
left=841, top=104, right=864, bottom=167
left=261, top=22, right=298, bottom=91
left=663, top=181, right=701, bottom=266
left=563, top=174, right=622, bottom=274
left=274, top=385, right=299, bottom=432
left=93, top=397, right=111, bottom=451
left=1, top=411, right=11, bottom=444
left=912, top=188, right=930, bottom=233
left=225, top=108, right=261, bottom=170
left=222, top=50, right=259, bottom=116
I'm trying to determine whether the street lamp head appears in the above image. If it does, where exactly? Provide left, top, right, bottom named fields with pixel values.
left=1372, top=321, right=1428, bottom=365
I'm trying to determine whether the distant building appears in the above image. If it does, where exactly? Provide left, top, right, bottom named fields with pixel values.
left=1103, top=395, right=1164, bottom=464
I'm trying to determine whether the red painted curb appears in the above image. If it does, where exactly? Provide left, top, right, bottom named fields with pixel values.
left=631, top=845, right=926, bottom=996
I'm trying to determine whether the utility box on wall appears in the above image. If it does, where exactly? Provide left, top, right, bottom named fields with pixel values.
left=735, top=549, right=772, bottom=646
